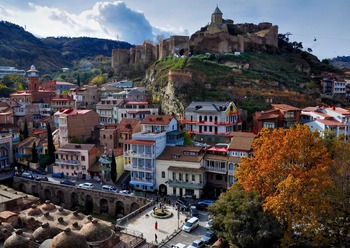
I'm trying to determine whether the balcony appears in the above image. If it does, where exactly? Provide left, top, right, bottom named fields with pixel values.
left=167, top=179, right=205, bottom=189
left=55, top=159, right=80, bottom=166
left=124, top=151, right=155, bottom=159
left=130, top=177, right=155, bottom=184
left=204, top=165, right=227, bottom=174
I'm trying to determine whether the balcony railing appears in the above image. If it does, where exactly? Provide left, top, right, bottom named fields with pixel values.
left=55, top=159, right=80, bottom=165
left=204, top=165, right=227, bottom=174
left=130, top=177, right=155, bottom=184
left=124, top=151, right=155, bottom=159
left=167, top=179, right=205, bottom=189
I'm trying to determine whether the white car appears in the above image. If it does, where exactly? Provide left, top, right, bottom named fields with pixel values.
left=205, top=219, right=213, bottom=230
left=119, top=190, right=133, bottom=195
left=78, top=183, right=94, bottom=189
left=188, top=240, right=205, bottom=248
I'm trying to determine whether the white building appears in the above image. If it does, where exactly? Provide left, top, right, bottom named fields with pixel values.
left=181, top=101, right=242, bottom=136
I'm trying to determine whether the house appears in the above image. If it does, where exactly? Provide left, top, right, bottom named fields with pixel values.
left=54, top=143, right=103, bottom=178
left=116, top=118, right=142, bottom=148
left=301, top=106, right=350, bottom=138
left=156, top=146, right=206, bottom=197
left=123, top=115, right=181, bottom=192
left=320, top=72, right=346, bottom=96
left=15, top=137, right=44, bottom=165
left=96, top=97, right=123, bottom=124
left=0, top=101, right=14, bottom=125
left=227, top=131, right=256, bottom=186
left=99, top=147, right=124, bottom=183
left=181, top=101, right=242, bottom=136
left=0, top=134, right=13, bottom=180
left=68, top=85, right=100, bottom=110
left=50, top=95, right=75, bottom=113
left=54, top=109, right=99, bottom=146
left=253, top=104, right=301, bottom=133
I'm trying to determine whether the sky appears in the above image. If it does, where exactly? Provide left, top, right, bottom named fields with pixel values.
left=0, top=0, right=349, bottom=60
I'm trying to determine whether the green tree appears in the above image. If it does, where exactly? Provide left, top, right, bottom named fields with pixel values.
left=46, top=122, right=55, bottom=165
left=23, top=119, right=29, bottom=139
left=184, top=132, right=192, bottom=146
left=110, top=150, right=117, bottom=184
left=209, top=184, right=283, bottom=248
left=77, top=74, right=81, bottom=87
left=31, top=142, right=39, bottom=163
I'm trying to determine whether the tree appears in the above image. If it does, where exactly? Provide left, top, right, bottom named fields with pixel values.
left=23, top=119, right=29, bottom=139
left=46, top=122, right=55, bottom=165
left=209, top=184, right=283, bottom=248
left=184, top=132, right=192, bottom=146
left=110, top=150, right=117, bottom=184
left=77, top=74, right=81, bottom=87
left=235, top=125, right=333, bottom=246
left=31, top=142, right=39, bottom=163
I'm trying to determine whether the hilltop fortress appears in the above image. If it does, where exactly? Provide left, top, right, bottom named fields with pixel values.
left=112, top=6, right=278, bottom=75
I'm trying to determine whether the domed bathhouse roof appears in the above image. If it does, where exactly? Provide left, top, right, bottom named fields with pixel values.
left=79, top=219, right=114, bottom=244
left=32, top=223, right=61, bottom=243
left=41, top=200, right=56, bottom=212
left=49, top=228, right=88, bottom=248
left=4, top=229, right=37, bottom=248
left=27, top=204, right=43, bottom=216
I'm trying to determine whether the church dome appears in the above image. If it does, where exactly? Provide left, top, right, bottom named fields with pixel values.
left=49, top=228, right=88, bottom=248
left=79, top=219, right=113, bottom=242
left=33, top=223, right=61, bottom=243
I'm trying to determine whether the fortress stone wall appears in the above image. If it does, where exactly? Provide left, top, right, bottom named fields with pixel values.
left=111, top=6, right=278, bottom=75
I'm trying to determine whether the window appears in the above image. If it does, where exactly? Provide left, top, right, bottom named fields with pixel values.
left=192, top=174, right=195, bottom=181
left=81, top=156, right=85, bottom=161
left=110, top=135, right=112, bottom=139
left=185, top=174, right=189, bottom=182
left=179, top=173, right=182, bottom=181
left=173, top=172, right=175, bottom=180
left=162, top=171, right=165, bottom=178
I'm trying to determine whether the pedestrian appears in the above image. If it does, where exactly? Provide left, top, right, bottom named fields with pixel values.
left=155, top=233, right=158, bottom=243
left=154, top=221, right=158, bottom=230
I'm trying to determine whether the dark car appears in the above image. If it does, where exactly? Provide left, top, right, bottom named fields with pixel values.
left=201, top=231, right=217, bottom=244
left=176, top=199, right=190, bottom=212
left=52, top=172, right=64, bottom=178
left=60, top=179, right=75, bottom=186
left=192, top=203, right=208, bottom=211
left=33, top=168, right=47, bottom=175
left=36, top=176, right=48, bottom=181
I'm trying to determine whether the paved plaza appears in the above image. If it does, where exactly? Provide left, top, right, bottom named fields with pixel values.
left=122, top=204, right=187, bottom=245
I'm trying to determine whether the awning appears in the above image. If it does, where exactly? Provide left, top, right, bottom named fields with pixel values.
left=130, top=181, right=155, bottom=187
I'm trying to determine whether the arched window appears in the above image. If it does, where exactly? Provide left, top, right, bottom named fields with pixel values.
left=161, top=171, right=165, bottom=178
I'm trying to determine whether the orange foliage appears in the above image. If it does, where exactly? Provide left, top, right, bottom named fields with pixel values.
left=236, top=124, right=332, bottom=245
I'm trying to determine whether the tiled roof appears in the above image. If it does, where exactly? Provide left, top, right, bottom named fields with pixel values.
left=271, top=104, right=301, bottom=111
left=117, top=118, right=141, bottom=133
left=60, top=143, right=95, bottom=151
left=186, top=101, right=233, bottom=113
left=157, top=146, right=205, bottom=162
left=229, top=132, right=256, bottom=151
left=315, top=119, right=347, bottom=126
left=124, top=139, right=155, bottom=145
left=204, top=154, right=228, bottom=161
left=141, top=115, right=174, bottom=125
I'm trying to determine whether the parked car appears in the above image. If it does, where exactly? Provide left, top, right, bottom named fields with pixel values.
left=60, top=179, right=75, bottom=186
left=191, top=203, right=208, bottom=211
left=33, top=168, right=47, bottom=175
left=190, top=205, right=199, bottom=217
left=188, top=240, right=205, bottom=248
left=205, top=219, right=213, bottom=230
left=102, top=185, right=118, bottom=193
left=36, top=176, right=48, bottom=181
left=201, top=231, right=217, bottom=244
left=119, top=190, right=133, bottom=195
left=21, top=172, right=34, bottom=179
left=52, top=172, right=64, bottom=178
left=197, top=199, right=215, bottom=205
left=78, top=183, right=94, bottom=189
left=176, top=199, right=190, bottom=212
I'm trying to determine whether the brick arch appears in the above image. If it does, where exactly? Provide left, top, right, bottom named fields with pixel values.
left=44, top=188, right=52, bottom=200
left=100, top=198, right=109, bottom=214
left=115, top=201, right=125, bottom=218
left=70, top=192, right=79, bottom=210
left=130, top=202, right=140, bottom=212
left=85, top=194, right=94, bottom=214
left=19, top=183, right=26, bottom=193
left=31, top=185, right=39, bottom=197
left=56, top=190, right=65, bottom=206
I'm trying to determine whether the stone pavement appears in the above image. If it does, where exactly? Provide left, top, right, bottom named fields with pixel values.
left=121, top=203, right=188, bottom=245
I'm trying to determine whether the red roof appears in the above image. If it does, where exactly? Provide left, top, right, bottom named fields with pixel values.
left=125, top=102, right=148, bottom=105
left=316, top=119, right=347, bottom=126
left=142, top=115, right=174, bottom=125
left=124, top=140, right=155, bottom=145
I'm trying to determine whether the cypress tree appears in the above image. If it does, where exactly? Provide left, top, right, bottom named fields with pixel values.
left=111, top=150, right=117, bottom=184
left=23, top=119, right=29, bottom=139
left=46, top=122, right=55, bottom=164
left=31, top=142, right=39, bottom=163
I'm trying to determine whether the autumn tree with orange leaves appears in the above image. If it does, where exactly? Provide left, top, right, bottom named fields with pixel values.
left=235, top=124, right=333, bottom=247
